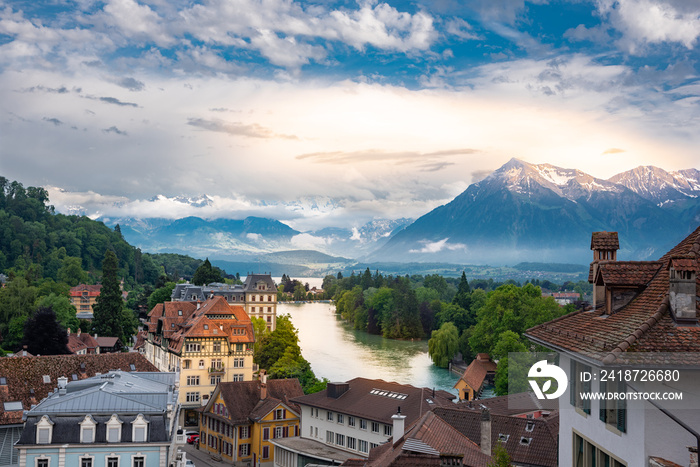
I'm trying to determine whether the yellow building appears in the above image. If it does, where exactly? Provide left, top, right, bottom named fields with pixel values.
left=453, top=353, right=497, bottom=401
left=200, top=376, right=304, bottom=466
left=143, top=296, right=256, bottom=428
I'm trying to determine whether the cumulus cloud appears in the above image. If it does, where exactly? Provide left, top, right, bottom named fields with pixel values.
left=595, top=0, right=700, bottom=53
left=409, top=238, right=466, bottom=253
left=290, top=233, right=331, bottom=249
left=103, top=126, right=127, bottom=135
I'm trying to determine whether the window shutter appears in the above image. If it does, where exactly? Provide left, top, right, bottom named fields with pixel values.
left=283, top=426, right=288, bottom=437
left=282, top=409, right=287, bottom=419
left=617, top=385, right=626, bottom=433
left=569, top=360, right=576, bottom=407
left=582, top=370, right=591, bottom=414
left=599, top=379, right=607, bottom=422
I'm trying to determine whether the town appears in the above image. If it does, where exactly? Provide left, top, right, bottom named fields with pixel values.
left=0, top=223, right=697, bottom=467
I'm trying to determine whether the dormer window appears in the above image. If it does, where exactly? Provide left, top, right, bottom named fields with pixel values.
left=36, top=415, right=54, bottom=444
left=80, top=415, right=97, bottom=443
left=132, top=414, right=149, bottom=442
left=106, top=414, right=123, bottom=443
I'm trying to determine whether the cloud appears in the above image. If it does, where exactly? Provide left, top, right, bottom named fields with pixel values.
left=595, top=0, right=700, bottom=53
left=290, top=233, right=331, bottom=249
left=296, top=148, right=477, bottom=165
left=471, top=169, right=493, bottom=182
left=187, top=118, right=299, bottom=140
left=116, top=77, right=145, bottom=91
left=445, top=17, right=480, bottom=40
left=103, top=126, right=127, bottom=135
left=409, top=238, right=466, bottom=253
left=564, top=24, right=611, bottom=44
left=43, top=117, right=63, bottom=126
left=246, top=233, right=262, bottom=241
left=602, top=148, right=625, bottom=154
left=95, top=96, right=139, bottom=107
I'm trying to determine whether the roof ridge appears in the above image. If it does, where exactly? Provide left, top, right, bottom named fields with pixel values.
left=602, top=295, right=669, bottom=364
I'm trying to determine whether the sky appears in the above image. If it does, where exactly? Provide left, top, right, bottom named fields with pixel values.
left=1, top=0, right=700, bottom=231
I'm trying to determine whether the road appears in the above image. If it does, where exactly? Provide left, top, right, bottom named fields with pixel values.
left=176, top=442, right=231, bottom=467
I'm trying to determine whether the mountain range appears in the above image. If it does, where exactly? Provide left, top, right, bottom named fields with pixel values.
left=97, top=159, right=700, bottom=267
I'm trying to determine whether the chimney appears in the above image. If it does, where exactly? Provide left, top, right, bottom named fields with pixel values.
left=590, top=231, right=619, bottom=311
left=391, top=407, right=406, bottom=442
left=77, top=328, right=81, bottom=337
left=326, top=382, right=350, bottom=399
left=57, top=376, right=68, bottom=395
left=67, top=328, right=71, bottom=336
left=481, top=408, right=491, bottom=456
left=260, top=370, right=268, bottom=400
left=668, top=256, right=698, bottom=325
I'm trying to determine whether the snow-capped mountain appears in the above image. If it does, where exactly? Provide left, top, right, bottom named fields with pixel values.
left=609, top=166, right=700, bottom=205
left=377, top=158, right=695, bottom=264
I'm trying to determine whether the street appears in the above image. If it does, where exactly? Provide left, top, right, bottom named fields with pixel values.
left=177, top=442, right=229, bottom=467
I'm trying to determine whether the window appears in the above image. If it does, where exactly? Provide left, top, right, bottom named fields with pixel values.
left=360, top=419, right=367, bottom=430
left=233, top=374, right=244, bottom=382
left=371, top=422, right=379, bottom=433
left=42, top=375, right=51, bottom=384
left=210, top=375, right=221, bottom=385
left=384, top=425, right=392, bottom=436
left=203, top=324, right=209, bottom=330
left=80, top=415, right=96, bottom=443
left=211, top=358, right=223, bottom=369
left=274, top=408, right=286, bottom=420
left=183, top=360, right=191, bottom=369
left=233, top=358, right=244, bottom=368
left=106, top=414, right=122, bottom=443
left=186, top=343, right=201, bottom=352
left=326, top=430, right=334, bottom=443
left=274, top=426, right=283, bottom=439
left=347, top=437, right=357, bottom=450
left=239, top=444, right=250, bottom=457
left=359, top=440, right=369, bottom=453
left=600, top=379, right=627, bottom=433
left=570, top=360, right=591, bottom=415
left=236, top=343, right=243, bottom=351
left=263, top=427, right=270, bottom=440
left=132, top=457, right=144, bottom=467
left=574, top=433, right=627, bottom=467
left=262, top=446, right=269, bottom=459
left=36, top=415, right=53, bottom=444
left=213, top=341, right=221, bottom=352
left=327, top=411, right=334, bottom=421
left=106, top=457, right=119, bottom=467
left=187, top=376, right=200, bottom=386
left=198, top=360, right=205, bottom=369
left=240, top=426, right=250, bottom=439
left=80, top=458, right=93, bottom=467
left=186, top=392, right=200, bottom=403
left=335, top=433, right=345, bottom=446
left=37, top=460, right=49, bottom=467
left=348, top=416, right=356, bottom=428
left=337, top=414, right=344, bottom=424
left=132, top=414, right=148, bottom=442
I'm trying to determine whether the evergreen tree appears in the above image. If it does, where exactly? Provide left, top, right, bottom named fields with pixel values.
left=452, top=271, right=471, bottom=310
left=92, top=250, right=124, bottom=342
left=22, top=307, right=70, bottom=355
left=192, top=258, right=223, bottom=285
left=487, top=441, right=512, bottom=467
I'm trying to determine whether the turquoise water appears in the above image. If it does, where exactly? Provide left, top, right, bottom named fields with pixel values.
left=279, top=302, right=459, bottom=394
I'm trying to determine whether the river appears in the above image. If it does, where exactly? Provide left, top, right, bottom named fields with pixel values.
left=278, top=302, right=460, bottom=394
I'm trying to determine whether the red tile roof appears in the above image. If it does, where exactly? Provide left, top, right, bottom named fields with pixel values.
left=590, top=231, right=619, bottom=250
left=0, top=353, right=158, bottom=425
left=69, top=284, right=102, bottom=296
left=595, top=261, right=663, bottom=286
left=457, top=356, right=497, bottom=393
left=526, top=225, right=700, bottom=363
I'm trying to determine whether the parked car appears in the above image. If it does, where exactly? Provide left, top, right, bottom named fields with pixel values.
left=186, top=433, right=200, bottom=444
left=185, top=460, right=195, bottom=467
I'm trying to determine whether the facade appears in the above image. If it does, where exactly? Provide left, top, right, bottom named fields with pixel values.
left=66, top=329, right=100, bottom=355
left=171, top=274, right=278, bottom=331
left=199, top=376, right=304, bottom=466
left=143, top=296, right=256, bottom=428
left=69, top=284, right=102, bottom=319
left=454, top=354, right=497, bottom=401
left=526, top=227, right=700, bottom=467
left=16, top=370, right=180, bottom=467
left=272, top=378, right=457, bottom=466
left=0, top=353, right=157, bottom=467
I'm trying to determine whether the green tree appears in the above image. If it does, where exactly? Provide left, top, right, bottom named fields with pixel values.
left=192, top=258, right=223, bottom=285
left=452, top=271, right=471, bottom=310
left=36, top=293, right=79, bottom=332
left=147, top=282, right=176, bottom=311
left=428, top=322, right=459, bottom=368
left=256, top=315, right=300, bottom=370
left=56, top=255, right=88, bottom=286
left=251, top=317, right=271, bottom=362
left=0, top=277, right=37, bottom=347
left=487, top=440, right=512, bottom=467
left=21, top=307, right=70, bottom=355
left=92, top=250, right=124, bottom=342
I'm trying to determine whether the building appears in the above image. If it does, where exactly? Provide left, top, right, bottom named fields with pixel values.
left=96, top=336, right=123, bottom=353
left=16, top=370, right=180, bottom=467
left=454, top=354, right=497, bottom=401
left=199, top=375, right=304, bottom=466
left=272, top=378, right=456, bottom=466
left=525, top=227, right=700, bottom=467
left=70, top=284, right=102, bottom=319
left=66, top=328, right=100, bottom=355
left=0, top=353, right=157, bottom=467
left=143, top=296, right=256, bottom=429
left=171, top=274, right=278, bottom=330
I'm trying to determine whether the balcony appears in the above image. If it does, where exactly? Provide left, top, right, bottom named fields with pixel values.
left=208, top=365, right=225, bottom=375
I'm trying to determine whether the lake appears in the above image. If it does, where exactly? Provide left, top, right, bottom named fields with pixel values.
left=279, top=302, right=460, bottom=394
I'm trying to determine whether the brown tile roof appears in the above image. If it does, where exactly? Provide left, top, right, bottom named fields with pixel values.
left=69, top=284, right=102, bottom=296
left=213, top=379, right=304, bottom=425
left=595, top=261, right=663, bottom=286
left=591, top=231, right=619, bottom=250
left=457, top=392, right=558, bottom=417
left=359, top=411, right=491, bottom=467
left=67, top=335, right=87, bottom=354
left=0, top=353, right=158, bottom=426
left=292, top=378, right=456, bottom=428
left=457, top=356, right=496, bottom=393
left=526, top=225, right=700, bottom=363
left=133, top=331, right=147, bottom=350
left=434, top=407, right=559, bottom=467
left=669, top=255, right=698, bottom=272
